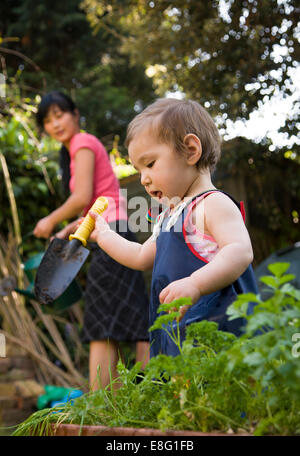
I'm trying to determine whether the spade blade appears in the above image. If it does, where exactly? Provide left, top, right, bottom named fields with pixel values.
left=34, top=196, right=108, bottom=305
left=34, top=238, right=89, bottom=305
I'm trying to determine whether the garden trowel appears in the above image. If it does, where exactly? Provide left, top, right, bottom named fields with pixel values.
left=34, top=196, right=108, bottom=305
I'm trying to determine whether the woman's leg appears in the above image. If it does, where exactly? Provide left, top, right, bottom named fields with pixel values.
left=135, top=341, right=150, bottom=369
left=89, top=339, right=122, bottom=391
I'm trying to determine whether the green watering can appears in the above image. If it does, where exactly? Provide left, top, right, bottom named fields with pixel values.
left=3, top=233, right=83, bottom=312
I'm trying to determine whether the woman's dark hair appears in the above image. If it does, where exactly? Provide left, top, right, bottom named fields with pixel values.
left=36, top=90, right=77, bottom=129
left=59, top=145, right=71, bottom=197
left=37, top=91, right=78, bottom=197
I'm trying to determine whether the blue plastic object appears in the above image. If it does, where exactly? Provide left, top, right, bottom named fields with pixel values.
left=50, top=389, right=84, bottom=408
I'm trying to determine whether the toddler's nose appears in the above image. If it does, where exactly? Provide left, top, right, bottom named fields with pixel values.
left=141, top=171, right=151, bottom=186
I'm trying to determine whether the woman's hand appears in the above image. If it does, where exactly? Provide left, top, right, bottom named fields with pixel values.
left=52, top=220, right=80, bottom=240
left=159, top=277, right=201, bottom=321
left=33, top=216, right=55, bottom=239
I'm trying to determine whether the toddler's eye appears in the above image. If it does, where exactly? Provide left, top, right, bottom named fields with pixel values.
left=147, top=161, right=155, bottom=168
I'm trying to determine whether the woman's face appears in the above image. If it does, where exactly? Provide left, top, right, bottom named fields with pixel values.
left=43, top=104, right=80, bottom=147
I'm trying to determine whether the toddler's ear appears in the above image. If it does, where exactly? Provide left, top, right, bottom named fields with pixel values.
left=183, top=134, right=202, bottom=165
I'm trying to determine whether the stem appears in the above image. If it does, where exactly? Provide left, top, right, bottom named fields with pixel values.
left=184, top=403, right=249, bottom=431
left=0, top=46, right=46, bottom=88
left=164, top=325, right=183, bottom=355
left=0, top=152, right=24, bottom=292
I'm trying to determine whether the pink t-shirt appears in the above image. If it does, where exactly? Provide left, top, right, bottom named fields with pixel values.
left=69, top=132, right=127, bottom=222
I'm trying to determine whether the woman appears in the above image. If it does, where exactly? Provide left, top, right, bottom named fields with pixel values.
left=33, top=91, right=150, bottom=390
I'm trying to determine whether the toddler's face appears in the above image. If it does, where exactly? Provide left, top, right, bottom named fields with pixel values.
left=128, top=128, right=195, bottom=207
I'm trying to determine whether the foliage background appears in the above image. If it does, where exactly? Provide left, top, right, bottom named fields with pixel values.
left=0, top=0, right=299, bottom=263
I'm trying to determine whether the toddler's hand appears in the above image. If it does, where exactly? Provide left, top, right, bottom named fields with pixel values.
left=159, top=277, right=200, bottom=321
left=88, top=210, right=112, bottom=243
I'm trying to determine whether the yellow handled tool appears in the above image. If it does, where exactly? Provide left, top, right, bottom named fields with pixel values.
left=69, top=196, right=108, bottom=246
left=34, top=197, right=108, bottom=305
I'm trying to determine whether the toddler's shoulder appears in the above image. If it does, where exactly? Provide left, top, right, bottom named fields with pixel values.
left=195, top=191, right=243, bottom=220
left=204, top=190, right=237, bottom=203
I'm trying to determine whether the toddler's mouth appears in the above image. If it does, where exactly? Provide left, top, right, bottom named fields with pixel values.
left=150, top=190, right=163, bottom=200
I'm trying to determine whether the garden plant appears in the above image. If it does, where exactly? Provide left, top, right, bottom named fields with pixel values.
left=12, top=262, right=300, bottom=436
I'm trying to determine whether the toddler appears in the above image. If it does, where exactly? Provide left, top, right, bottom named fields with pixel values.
left=90, top=98, right=258, bottom=357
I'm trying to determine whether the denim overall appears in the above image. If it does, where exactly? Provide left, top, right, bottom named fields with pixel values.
left=149, top=191, right=258, bottom=358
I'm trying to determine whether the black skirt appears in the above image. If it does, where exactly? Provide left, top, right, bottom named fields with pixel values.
left=81, top=220, right=150, bottom=343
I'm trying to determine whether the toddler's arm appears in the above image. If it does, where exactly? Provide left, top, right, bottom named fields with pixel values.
left=89, top=211, right=156, bottom=271
left=190, top=192, right=253, bottom=292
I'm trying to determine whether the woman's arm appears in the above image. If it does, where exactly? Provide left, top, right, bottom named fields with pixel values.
left=89, top=211, right=156, bottom=271
left=33, top=148, right=94, bottom=238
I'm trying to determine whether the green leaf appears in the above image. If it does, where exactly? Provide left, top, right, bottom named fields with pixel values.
left=259, top=275, right=279, bottom=289
left=280, top=284, right=300, bottom=300
left=244, top=352, right=264, bottom=366
left=37, top=182, right=49, bottom=194
left=157, top=297, right=192, bottom=314
left=235, top=293, right=260, bottom=304
left=246, top=312, right=277, bottom=332
left=267, top=262, right=290, bottom=278
left=149, top=312, right=179, bottom=331
left=279, top=274, right=296, bottom=286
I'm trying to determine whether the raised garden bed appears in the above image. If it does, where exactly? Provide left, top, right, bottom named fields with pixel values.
left=48, top=423, right=250, bottom=436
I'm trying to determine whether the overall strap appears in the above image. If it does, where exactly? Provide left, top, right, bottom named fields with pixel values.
left=148, top=189, right=246, bottom=241
left=187, top=189, right=246, bottom=222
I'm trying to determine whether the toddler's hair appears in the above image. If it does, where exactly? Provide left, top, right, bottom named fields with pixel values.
left=125, top=98, right=222, bottom=171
